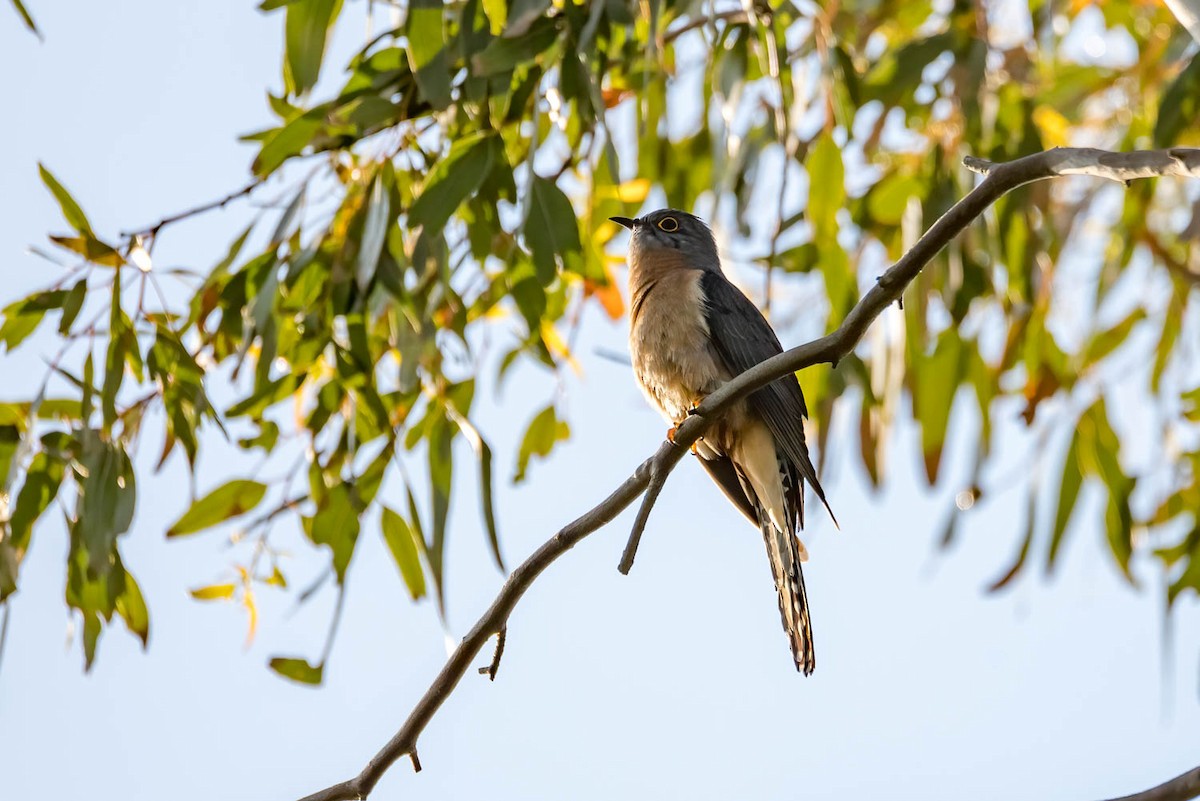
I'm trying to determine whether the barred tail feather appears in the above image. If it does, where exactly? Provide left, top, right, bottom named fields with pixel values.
left=761, top=514, right=815, bottom=675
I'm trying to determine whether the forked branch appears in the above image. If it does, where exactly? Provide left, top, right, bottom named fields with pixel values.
left=297, top=147, right=1200, bottom=801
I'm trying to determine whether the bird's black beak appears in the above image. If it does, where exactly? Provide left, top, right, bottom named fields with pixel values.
left=609, top=216, right=637, bottom=230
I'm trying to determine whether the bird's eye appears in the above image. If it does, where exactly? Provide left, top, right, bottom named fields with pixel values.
left=657, top=217, right=679, bottom=232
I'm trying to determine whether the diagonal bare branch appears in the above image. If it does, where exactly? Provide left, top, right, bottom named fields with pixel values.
left=1099, top=764, right=1200, bottom=801
left=296, top=147, right=1200, bottom=801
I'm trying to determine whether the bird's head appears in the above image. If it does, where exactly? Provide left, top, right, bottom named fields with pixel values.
left=610, top=209, right=720, bottom=272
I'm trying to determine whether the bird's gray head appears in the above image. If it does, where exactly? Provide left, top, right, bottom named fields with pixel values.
left=610, top=209, right=720, bottom=272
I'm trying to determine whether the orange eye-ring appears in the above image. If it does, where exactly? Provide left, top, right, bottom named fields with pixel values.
left=658, top=216, right=679, bottom=232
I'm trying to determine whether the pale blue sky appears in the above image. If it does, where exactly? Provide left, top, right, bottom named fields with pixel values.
left=1, top=4, right=1198, bottom=800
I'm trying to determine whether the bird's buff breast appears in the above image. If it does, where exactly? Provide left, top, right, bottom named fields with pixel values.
left=628, top=269, right=728, bottom=424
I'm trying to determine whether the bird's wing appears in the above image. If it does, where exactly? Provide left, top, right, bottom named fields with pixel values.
left=699, top=270, right=833, bottom=521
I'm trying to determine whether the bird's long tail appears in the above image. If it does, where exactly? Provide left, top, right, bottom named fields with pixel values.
left=760, top=513, right=815, bottom=675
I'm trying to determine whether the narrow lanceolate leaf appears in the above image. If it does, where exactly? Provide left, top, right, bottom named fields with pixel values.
left=283, top=0, right=343, bottom=95
left=1154, top=52, right=1200, bottom=147
left=38, top=163, right=92, bottom=234
left=116, top=572, right=150, bottom=646
left=987, top=489, right=1037, bottom=593
left=406, top=0, right=452, bottom=109
left=268, top=656, right=324, bottom=685
left=10, top=0, right=40, bottom=38
left=445, top=407, right=504, bottom=571
left=427, top=418, right=454, bottom=612
left=408, top=132, right=496, bottom=234
left=1045, top=428, right=1083, bottom=573
left=380, top=506, right=426, bottom=600
left=356, top=172, right=391, bottom=293
left=525, top=177, right=583, bottom=284
left=167, top=480, right=268, bottom=537
left=805, top=132, right=845, bottom=243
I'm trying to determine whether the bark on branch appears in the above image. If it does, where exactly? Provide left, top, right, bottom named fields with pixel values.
left=296, top=147, right=1200, bottom=801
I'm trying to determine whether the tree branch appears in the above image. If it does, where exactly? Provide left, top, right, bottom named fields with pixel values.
left=119, top=178, right=263, bottom=240
left=296, top=147, right=1200, bottom=801
left=1100, top=765, right=1200, bottom=801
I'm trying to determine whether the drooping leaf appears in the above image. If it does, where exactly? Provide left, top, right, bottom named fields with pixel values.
left=73, top=430, right=137, bottom=574
left=406, top=0, right=452, bottom=109
left=9, top=0, right=39, bottom=37
left=167, top=480, right=268, bottom=537
left=302, top=482, right=361, bottom=582
left=1154, top=53, right=1200, bottom=147
left=283, top=0, right=343, bottom=96
left=408, top=132, right=497, bottom=234
left=38, top=163, right=92, bottom=234
left=381, top=506, right=426, bottom=600
left=525, top=176, right=584, bottom=284
left=1045, top=428, right=1083, bottom=573
left=514, top=403, right=569, bottom=483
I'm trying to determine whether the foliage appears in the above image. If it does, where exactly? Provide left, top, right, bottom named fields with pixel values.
left=2, top=0, right=1200, bottom=680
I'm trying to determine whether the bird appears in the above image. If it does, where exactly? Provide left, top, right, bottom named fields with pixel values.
left=610, top=209, right=834, bottom=675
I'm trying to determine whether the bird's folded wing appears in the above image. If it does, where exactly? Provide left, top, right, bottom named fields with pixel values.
left=699, top=271, right=832, bottom=517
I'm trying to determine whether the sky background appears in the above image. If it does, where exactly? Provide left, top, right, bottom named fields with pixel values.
left=2, top=3, right=1199, bottom=800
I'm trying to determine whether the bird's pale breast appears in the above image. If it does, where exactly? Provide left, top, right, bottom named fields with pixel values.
left=628, top=267, right=728, bottom=423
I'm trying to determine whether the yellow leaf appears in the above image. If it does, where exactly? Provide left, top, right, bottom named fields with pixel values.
left=584, top=262, right=626, bottom=321
left=190, top=583, right=236, bottom=601
left=540, top=323, right=581, bottom=374
left=1032, top=105, right=1071, bottom=148
left=243, top=588, right=258, bottom=648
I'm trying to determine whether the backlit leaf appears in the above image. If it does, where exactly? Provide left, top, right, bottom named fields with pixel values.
left=167, top=480, right=268, bottom=537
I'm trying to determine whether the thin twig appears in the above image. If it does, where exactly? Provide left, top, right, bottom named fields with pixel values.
left=120, top=178, right=263, bottom=240
left=295, top=147, right=1200, bottom=801
left=618, top=456, right=679, bottom=575
left=476, top=625, right=506, bottom=681
left=663, top=9, right=750, bottom=43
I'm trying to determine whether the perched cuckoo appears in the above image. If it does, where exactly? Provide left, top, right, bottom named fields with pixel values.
left=611, top=209, right=833, bottom=675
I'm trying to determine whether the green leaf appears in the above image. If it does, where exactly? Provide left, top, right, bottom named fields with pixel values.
left=59, top=278, right=87, bottom=334
left=406, top=0, right=452, bottom=109
left=381, top=506, right=426, bottom=600
left=283, top=0, right=343, bottom=95
left=48, top=234, right=124, bottom=267
left=38, top=163, right=92, bottom=234
left=268, top=656, right=324, bottom=685
left=427, top=417, right=453, bottom=607
left=252, top=113, right=322, bottom=177
left=73, top=431, right=137, bottom=573
left=190, top=583, right=237, bottom=600
left=302, top=482, right=361, bottom=582
left=0, top=424, right=19, bottom=490
left=1082, top=308, right=1145, bottom=366
left=913, top=328, right=962, bottom=484
left=987, top=489, right=1037, bottom=592
left=866, top=173, right=920, bottom=227
left=356, top=172, right=391, bottom=293
left=514, top=403, right=569, bottom=483
left=805, top=132, right=844, bottom=243
left=525, top=176, right=583, bottom=284
left=9, top=0, right=40, bottom=37
left=116, top=571, right=150, bottom=646
left=481, top=0, right=506, bottom=35
left=408, top=132, right=497, bottom=234
left=10, top=452, right=65, bottom=553
left=1154, top=53, right=1200, bottom=148
left=470, top=16, right=558, bottom=75
left=1045, top=428, right=1082, bottom=573
left=167, top=480, right=268, bottom=537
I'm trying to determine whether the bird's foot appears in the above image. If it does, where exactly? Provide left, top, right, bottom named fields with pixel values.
left=666, top=424, right=702, bottom=455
